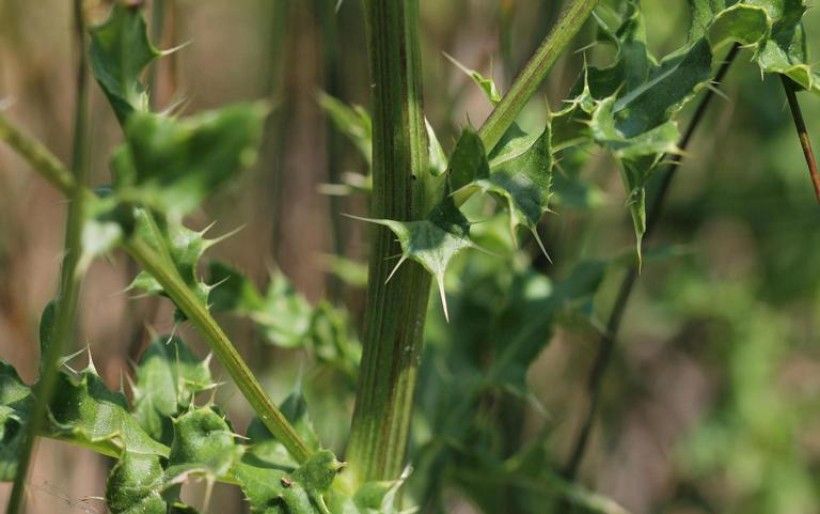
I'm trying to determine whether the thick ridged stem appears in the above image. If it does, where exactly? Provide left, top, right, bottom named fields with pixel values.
left=345, top=0, right=431, bottom=483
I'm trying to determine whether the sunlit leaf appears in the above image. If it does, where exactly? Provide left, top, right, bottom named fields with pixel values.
left=89, top=2, right=161, bottom=123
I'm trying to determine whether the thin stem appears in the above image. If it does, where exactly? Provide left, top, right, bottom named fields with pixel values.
left=0, top=115, right=77, bottom=195
left=7, top=3, right=90, bottom=512
left=0, top=114, right=313, bottom=466
left=346, top=0, right=431, bottom=483
left=478, top=0, right=598, bottom=152
left=122, top=238, right=312, bottom=463
left=781, top=75, right=820, bottom=203
left=562, top=43, right=741, bottom=480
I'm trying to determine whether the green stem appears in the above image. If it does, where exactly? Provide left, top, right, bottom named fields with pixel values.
left=345, top=0, right=430, bottom=484
left=122, top=238, right=312, bottom=463
left=0, top=114, right=312, bottom=466
left=347, top=0, right=599, bottom=485
left=478, top=0, right=597, bottom=152
left=7, top=3, right=89, bottom=512
left=0, top=115, right=77, bottom=195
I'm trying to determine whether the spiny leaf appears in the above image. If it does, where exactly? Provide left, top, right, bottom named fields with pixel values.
left=708, top=4, right=769, bottom=50
left=167, top=406, right=242, bottom=479
left=129, top=210, right=231, bottom=321
left=112, top=103, right=267, bottom=219
left=48, top=366, right=170, bottom=458
left=356, top=197, right=477, bottom=321
left=132, top=336, right=214, bottom=445
left=89, top=2, right=161, bottom=123
left=473, top=123, right=554, bottom=255
left=0, top=361, right=30, bottom=481
left=80, top=190, right=136, bottom=270
left=106, top=451, right=168, bottom=514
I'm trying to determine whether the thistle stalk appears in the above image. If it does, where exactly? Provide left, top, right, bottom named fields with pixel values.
left=346, top=0, right=599, bottom=484
left=345, top=0, right=432, bottom=483
left=7, top=2, right=90, bottom=512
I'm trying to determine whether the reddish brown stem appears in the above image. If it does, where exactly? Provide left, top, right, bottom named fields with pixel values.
left=781, top=76, right=820, bottom=203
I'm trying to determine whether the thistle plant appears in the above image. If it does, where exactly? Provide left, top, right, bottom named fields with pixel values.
left=1, top=1, right=819, bottom=513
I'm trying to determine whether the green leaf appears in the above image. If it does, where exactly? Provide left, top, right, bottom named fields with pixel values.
left=246, top=391, right=322, bottom=467
left=80, top=190, right=136, bottom=270
left=449, top=128, right=490, bottom=199
left=356, top=197, right=477, bottom=320
left=0, top=361, right=30, bottom=481
left=473, top=123, right=554, bottom=254
left=708, top=4, right=769, bottom=50
left=89, top=2, right=161, bottom=123
left=129, top=210, right=230, bottom=321
left=106, top=451, right=168, bottom=514
left=113, top=104, right=267, bottom=218
left=167, top=406, right=241, bottom=479
left=488, top=261, right=607, bottom=394
left=48, top=365, right=170, bottom=458
left=132, top=336, right=214, bottom=445
left=208, top=262, right=361, bottom=379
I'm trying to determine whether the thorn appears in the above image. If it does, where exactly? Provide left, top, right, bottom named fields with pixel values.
left=58, top=347, right=87, bottom=370
left=436, top=273, right=450, bottom=323
left=385, top=255, right=408, bottom=284
left=574, top=41, right=597, bottom=55
left=206, top=224, right=246, bottom=248
left=531, top=227, right=552, bottom=264
left=705, top=81, right=730, bottom=101
left=84, top=346, right=98, bottom=375
left=159, top=40, right=192, bottom=58
left=203, top=476, right=214, bottom=512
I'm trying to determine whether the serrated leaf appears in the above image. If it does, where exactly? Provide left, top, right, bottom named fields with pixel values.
left=113, top=104, right=267, bottom=218
left=472, top=123, right=553, bottom=252
left=132, top=336, right=214, bottom=445
left=106, top=451, right=168, bottom=514
left=488, top=261, right=607, bottom=394
left=708, top=4, right=769, bottom=50
left=80, top=190, right=136, bottom=270
left=48, top=367, right=170, bottom=458
left=89, top=2, right=161, bottom=123
left=0, top=361, right=30, bottom=481
left=129, top=210, right=221, bottom=321
left=359, top=197, right=476, bottom=320
left=167, top=406, right=241, bottom=479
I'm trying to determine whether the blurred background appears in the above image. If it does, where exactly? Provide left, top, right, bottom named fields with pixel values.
left=0, top=0, right=819, bottom=513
